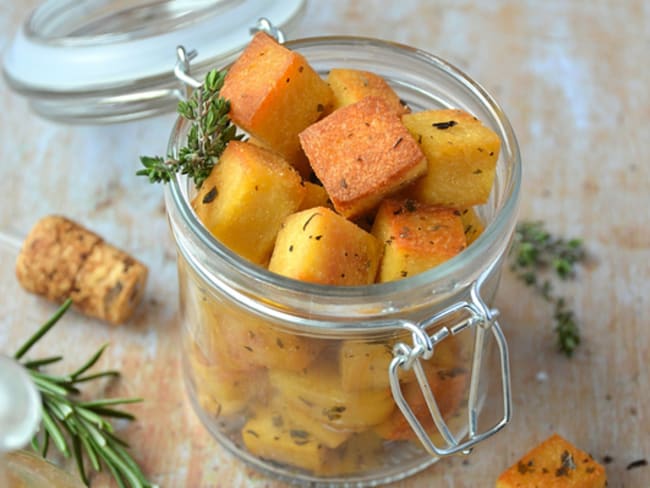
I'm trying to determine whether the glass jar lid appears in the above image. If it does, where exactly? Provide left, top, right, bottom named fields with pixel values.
left=2, top=0, right=306, bottom=123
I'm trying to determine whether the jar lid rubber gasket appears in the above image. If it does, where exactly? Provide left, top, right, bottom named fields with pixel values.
left=2, top=0, right=305, bottom=123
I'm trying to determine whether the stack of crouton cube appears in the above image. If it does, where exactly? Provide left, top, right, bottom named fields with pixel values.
left=185, top=32, right=505, bottom=472
left=192, top=31, right=501, bottom=286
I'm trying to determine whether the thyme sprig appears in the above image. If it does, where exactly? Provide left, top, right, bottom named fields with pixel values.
left=14, top=299, right=154, bottom=488
left=509, top=221, right=587, bottom=356
left=137, top=68, right=241, bottom=188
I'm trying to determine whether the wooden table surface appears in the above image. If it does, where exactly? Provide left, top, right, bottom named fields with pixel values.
left=1, top=1, right=648, bottom=487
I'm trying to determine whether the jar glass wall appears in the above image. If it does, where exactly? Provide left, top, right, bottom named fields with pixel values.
left=165, top=37, right=521, bottom=486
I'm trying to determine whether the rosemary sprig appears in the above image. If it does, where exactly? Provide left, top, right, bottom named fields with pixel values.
left=15, top=299, right=155, bottom=488
left=137, top=68, right=241, bottom=188
left=509, top=221, right=587, bottom=356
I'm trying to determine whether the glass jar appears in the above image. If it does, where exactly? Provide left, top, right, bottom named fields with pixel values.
left=164, top=37, right=521, bottom=486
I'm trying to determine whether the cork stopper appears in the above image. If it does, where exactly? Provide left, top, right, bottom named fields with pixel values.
left=15, top=215, right=148, bottom=325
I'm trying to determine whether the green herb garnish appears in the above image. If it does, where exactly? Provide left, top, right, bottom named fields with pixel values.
left=137, top=69, right=241, bottom=188
left=509, top=221, right=587, bottom=356
left=15, top=299, right=154, bottom=488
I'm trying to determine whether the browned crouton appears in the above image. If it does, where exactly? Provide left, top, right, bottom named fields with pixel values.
left=298, top=181, right=331, bottom=211
left=192, top=140, right=305, bottom=265
left=327, top=68, right=409, bottom=115
left=220, top=32, right=333, bottom=176
left=459, top=207, right=486, bottom=245
left=496, top=434, right=607, bottom=488
left=402, top=108, right=500, bottom=207
left=268, top=207, right=382, bottom=286
left=371, top=198, right=467, bottom=282
left=299, top=97, right=426, bottom=219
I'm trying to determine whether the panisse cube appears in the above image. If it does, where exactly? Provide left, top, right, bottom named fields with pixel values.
left=339, top=341, right=393, bottom=392
left=371, top=198, right=467, bottom=282
left=298, top=181, right=331, bottom=211
left=220, top=32, right=333, bottom=174
left=402, top=109, right=500, bottom=207
left=242, top=407, right=329, bottom=473
left=300, top=97, right=426, bottom=219
left=247, top=134, right=312, bottom=179
left=187, top=341, right=264, bottom=416
left=327, top=68, right=408, bottom=115
left=496, top=434, right=607, bottom=488
left=268, top=207, right=382, bottom=286
left=192, top=140, right=305, bottom=265
left=264, top=398, right=351, bottom=449
left=321, top=431, right=386, bottom=476
left=460, top=206, right=485, bottom=245
left=269, top=362, right=395, bottom=431
left=340, top=332, right=469, bottom=393
left=198, top=296, right=324, bottom=373
left=396, top=329, right=470, bottom=385
left=217, top=312, right=325, bottom=373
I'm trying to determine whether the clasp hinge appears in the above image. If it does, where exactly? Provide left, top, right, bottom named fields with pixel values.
left=388, top=274, right=512, bottom=457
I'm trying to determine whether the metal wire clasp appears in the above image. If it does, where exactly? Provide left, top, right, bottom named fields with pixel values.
left=251, top=17, right=286, bottom=43
left=174, top=46, right=202, bottom=100
left=388, top=264, right=512, bottom=457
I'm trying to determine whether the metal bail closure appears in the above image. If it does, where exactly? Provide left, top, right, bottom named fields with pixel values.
left=251, top=17, right=287, bottom=44
left=388, top=266, right=512, bottom=458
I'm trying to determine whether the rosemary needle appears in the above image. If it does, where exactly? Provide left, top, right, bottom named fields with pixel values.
left=15, top=299, right=155, bottom=487
left=509, top=221, right=587, bottom=356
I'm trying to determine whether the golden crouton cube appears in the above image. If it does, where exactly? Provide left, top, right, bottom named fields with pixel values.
left=496, top=433, right=607, bottom=488
left=402, top=109, right=500, bottom=207
left=242, top=407, right=329, bottom=473
left=371, top=198, right=467, bottom=282
left=340, top=328, right=470, bottom=393
left=298, top=181, right=331, bottom=211
left=187, top=340, right=266, bottom=417
left=192, top=140, right=305, bottom=265
left=247, top=134, right=312, bottom=179
left=339, top=341, right=393, bottom=392
left=320, top=430, right=387, bottom=477
left=269, top=362, right=395, bottom=432
left=460, top=207, right=486, bottom=245
left=268, top=207, right=382, bottom=286
left=220, top=32, right=334, bottom=174
left=327, top=68, right=408, bottom=115
left=260, top=397, right=351, bottom=450
left=198, top=297, right=325, bottom=373
left=299, top=97, right=427, bottom=219
left=219, top=315, right=325, bottom=373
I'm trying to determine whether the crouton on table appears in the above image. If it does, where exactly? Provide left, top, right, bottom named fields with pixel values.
left=496, top=433, right=607, bottom=488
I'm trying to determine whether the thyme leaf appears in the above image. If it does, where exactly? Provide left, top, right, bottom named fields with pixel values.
left=137, top=68, right=241, bottom=188
left=509, top=221, right=587, bottom=356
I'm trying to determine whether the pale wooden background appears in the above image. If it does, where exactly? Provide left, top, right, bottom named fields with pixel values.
left=0, top=1, right=648, bottom=487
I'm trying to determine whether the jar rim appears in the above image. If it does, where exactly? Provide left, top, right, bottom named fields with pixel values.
left=166, top=35, right=521, bottom=302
